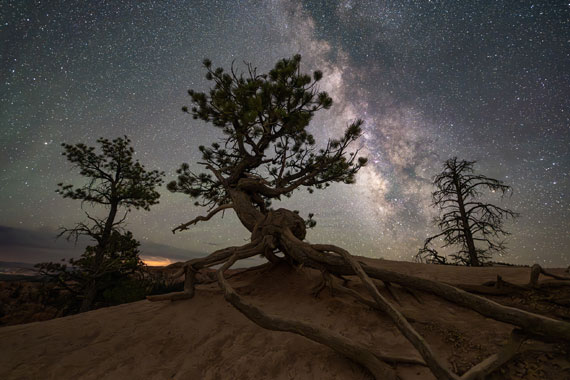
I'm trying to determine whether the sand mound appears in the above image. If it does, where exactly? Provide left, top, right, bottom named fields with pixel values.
left=1, top=259, right=569, bottom=380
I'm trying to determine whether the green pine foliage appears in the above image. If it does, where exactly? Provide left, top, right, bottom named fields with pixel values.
left=169, top=55, right=367, bottom=213
left=36, top=136, right=164, bottom=312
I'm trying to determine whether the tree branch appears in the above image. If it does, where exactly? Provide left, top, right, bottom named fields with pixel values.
left=460, top=329, right=525, bottom=380
left=172, top=203, right=234, bottom=233
left=313, top=244, right=459, bottom=380
left=216, top=253, right=397, bottom=380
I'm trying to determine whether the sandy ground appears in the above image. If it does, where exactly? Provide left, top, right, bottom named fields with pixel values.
left=1, top=258, right=569, bottom=380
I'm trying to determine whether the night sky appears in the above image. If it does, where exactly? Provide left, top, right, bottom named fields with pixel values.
left=1, top=1, right=569, bottom=267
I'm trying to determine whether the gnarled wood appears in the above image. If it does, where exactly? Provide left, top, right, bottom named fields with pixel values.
left=530, top=264, right=570, bottom=285
left=216, top=253, right=399, bottom=380
left=172, top=203, right=234, bottom=233
left=460, top=329, right=525, bottom=380
left=158, top=194, right=570, bottom=378
left=278, top=229, right=570, bottom=343
left=147, top=241, right=264, bottom=302
left=318, top=244, right=458, bottom=380
left=228, top=188, right=263, bottom=232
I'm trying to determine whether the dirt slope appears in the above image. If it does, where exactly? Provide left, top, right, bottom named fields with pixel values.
left=1, top=259, right=569, bottom=380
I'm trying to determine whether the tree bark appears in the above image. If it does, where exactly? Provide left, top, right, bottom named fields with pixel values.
left=80, top=200, right=119, bottom=312
left=453, top=176, right=479, bottom=266
left=216, top=253, right=398, bottom=380
left=80, top=279, right=98, bottom=312
left=278, top=228, right=570, bottom=343
left=228, top=188, right=263, bottom=232
left=155, top=190, right=570, bottom=379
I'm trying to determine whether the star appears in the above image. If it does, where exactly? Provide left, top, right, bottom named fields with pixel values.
left=0, top=0, right=568, bottom=266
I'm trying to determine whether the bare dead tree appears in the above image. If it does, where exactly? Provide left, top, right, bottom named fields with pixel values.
left=417, top=158, right=518, bottom=266
left=149, top=57, right=570, bottom=379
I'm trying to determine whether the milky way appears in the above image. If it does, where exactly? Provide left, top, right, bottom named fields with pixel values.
left=1, top=1, right=569, bottom=266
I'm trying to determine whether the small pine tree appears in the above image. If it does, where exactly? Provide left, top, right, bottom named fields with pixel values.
left=36, top=136, right=163, bottom=311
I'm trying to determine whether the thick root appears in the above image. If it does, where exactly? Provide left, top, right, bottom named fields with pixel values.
left=325, top=273, right=417, bottom=323
left=530, top=264, right=570, bottom=288
left=455, top=275, right=526, bottom=296
left=216, top=253, right=399, bottom=380
left=153, top=212, right=569, bottom=379
left=320, top=244, right=459, bottom=380
left=457, top=266, right=570, bottom=296
left=279, top=228, right=570, bottom=343
left=459, top=329, right=525, bottom=380
left=383, top=281, right=402, bottom=305
left=147, top=241, right=264, bottom=302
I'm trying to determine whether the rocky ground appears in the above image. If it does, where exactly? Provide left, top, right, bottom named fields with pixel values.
left=1, top=259, right=569, bottom=380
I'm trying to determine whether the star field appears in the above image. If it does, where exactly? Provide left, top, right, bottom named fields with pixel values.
left=1, top=0, right=569, bottom=266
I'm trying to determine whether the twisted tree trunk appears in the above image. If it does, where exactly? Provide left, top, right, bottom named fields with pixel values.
left=148, top=189, right=570, bottom=379
left=80, top=200, right=119, bottom=312
left=452, top=176, right=479, bottom=267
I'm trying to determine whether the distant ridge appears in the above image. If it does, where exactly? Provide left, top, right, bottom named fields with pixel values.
left=0, top=261, right=36, bottom=269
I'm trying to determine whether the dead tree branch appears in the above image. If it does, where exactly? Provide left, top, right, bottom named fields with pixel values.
left=172, top=203, right=234, bottom=233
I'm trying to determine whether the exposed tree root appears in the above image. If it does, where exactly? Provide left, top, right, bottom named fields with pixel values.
left=460, top=329, right=526, bottom=380
left=149, top=210, right=570, bottom=379
left=316, top=243, right=458, bottom=380
left=455, top=275, right=527, bottom=296
left=402, top=287, right=424, bottom=304
left=147, top=241, right=263, bottom=302
left=318, top=271, right=418, bottom=323
left=455, top=265, right=570, bottom=296
left=276, top=228, right=570, bottom=343
left=310, top=274, right=328, bottom=298
left=383, top=281, right=402, bottom=305
left=217, top=253, right=400, bottom=380
left=529, top=264, right=570, bottom=287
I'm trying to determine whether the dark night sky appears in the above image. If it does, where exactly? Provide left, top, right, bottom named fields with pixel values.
left=1, top=1, right=569, bottom=266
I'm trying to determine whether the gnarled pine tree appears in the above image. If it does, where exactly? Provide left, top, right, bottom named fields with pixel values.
left=417, top=158, right=518, bottom=266
left=151, top=56, right=570, bottom=380
left=39, top=136, right=164, bottom=312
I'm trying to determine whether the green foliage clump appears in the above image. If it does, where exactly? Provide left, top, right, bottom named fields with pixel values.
left=170, top=55, right=367, bottom=217
left=37, top=136, right=163, bottom=312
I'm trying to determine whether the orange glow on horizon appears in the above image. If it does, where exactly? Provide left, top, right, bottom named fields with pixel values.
left=141, top=256, right=173, bottom=267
